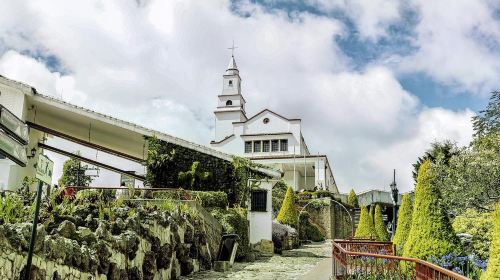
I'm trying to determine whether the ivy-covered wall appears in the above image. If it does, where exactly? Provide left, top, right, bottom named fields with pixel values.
left=145, top=137, right=270, bottom=205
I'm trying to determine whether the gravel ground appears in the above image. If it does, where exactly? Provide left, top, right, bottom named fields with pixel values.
left=181, top=240, right=332, bottom=280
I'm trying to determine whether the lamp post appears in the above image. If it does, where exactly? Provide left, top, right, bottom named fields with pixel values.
left=390, top=169, right=398, bottom=239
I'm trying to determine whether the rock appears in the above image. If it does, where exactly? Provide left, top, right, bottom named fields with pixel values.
left=76, top=226, right=97, bottom=244
left=112, top=231, right=139, bottom=260
left=107, top=263, right=127, bottom=280
left=55, top=220, right=76, bottom=239
left=142, top=251, right=156, bottom=280
left=272, top=222, right=299, bottom=252
left=93, top=240, right=111, bottom=275
left=213, top=261, right=230, bottom=272
left=95, top=222, right=111, bottom=241
left=252, top=239, right=274, bottom=255
left=127, top=266, right=142, bottom=280
left=156, top=243, right=172, bottom=269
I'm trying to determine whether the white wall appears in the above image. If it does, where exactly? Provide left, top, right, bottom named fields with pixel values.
left=248, top=181, right=274, bottom=244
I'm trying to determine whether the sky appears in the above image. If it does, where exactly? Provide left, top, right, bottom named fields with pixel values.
left=0, top=0, right=499, bottom=193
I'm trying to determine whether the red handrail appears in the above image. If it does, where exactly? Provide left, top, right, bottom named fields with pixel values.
left=332, top=240, right=470, bottom=280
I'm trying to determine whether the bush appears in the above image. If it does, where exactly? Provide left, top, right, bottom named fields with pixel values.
left=355, top=206, right=376, bottom=238
left=272, top=181, right=288, bottom=218
left=210, top=207, right=249, bottom=259
left=347, top=189, right=359, bottom=208
left=277, top=187, right=299, bottom=227
left=0, top=193, right=29, bottom=224
left=393, top=194, right=413, bottom=253
left=190, top=191, right=228, bottom=208
left=297, top=191, right=314, bottom=201
left=374, top=204, right=389, bottom=241
left=403, top=161, right=461, bottom=260
left=483, top=203, right=500, bottom=280
left=315, top=190, right=335, bottom=199
left=453, top=208, right=493, bottom=261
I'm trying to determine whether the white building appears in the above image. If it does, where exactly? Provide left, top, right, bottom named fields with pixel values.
left=210, top=55, right=338, bottom=193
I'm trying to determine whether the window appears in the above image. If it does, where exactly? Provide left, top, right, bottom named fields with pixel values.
left=229, top=80, right=233, bottom=86
left=244, top=141, right=252, bottom=153
left=263, top=118, right=270, bottom=124
left=226, top=100, right=233, bottom=106
left=262, top=140, right=270, bottom=152
left=251, top=190, right=267, bottom=211
left=280, top=139, right=288, bottom=151
left=253, top=141, right=261, bottom=152
left=271, top=140, right=279, bottom=152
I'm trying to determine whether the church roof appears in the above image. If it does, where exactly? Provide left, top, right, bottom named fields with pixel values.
left=225, top=55, right=239, bottom=75
left=233, top=109, right=300, bottom=124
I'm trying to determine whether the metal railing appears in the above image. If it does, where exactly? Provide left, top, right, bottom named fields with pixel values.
left=332, top=239, right=470, bottom=280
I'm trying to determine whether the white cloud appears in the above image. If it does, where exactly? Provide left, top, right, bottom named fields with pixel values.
left=0, top=0, right=477, bottom=193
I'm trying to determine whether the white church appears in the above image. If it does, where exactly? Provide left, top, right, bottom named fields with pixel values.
left=210, top=55, right=338, bottom=193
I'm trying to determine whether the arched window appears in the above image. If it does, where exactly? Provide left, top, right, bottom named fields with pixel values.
left=229, top=80, right=233, bottom=86
left=226, top=100, right=233, bottom=106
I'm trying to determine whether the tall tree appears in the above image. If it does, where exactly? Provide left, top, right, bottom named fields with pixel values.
left=472, top=91, right=500, bottom=138
left=347, top=189, right=359, bottom=208
left=393, top=194, right=413, bottom=253
left=412, top=141, right=459, bottom=184
left=58, top=156, right=93, bottom=187
left=355, top=206, right=376, bottom=239
left=374, top=204, right=390, bottom=241
left=403, top=161, right=461, bottom=260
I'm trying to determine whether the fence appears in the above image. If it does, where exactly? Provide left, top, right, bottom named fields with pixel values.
left=332, top=239, right=470, bottom=280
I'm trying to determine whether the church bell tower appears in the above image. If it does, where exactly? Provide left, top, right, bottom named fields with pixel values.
left=213, top=54, right=247, bottom=142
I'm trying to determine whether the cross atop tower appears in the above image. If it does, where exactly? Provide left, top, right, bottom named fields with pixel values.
left=228, top=40, right=238, bottom=57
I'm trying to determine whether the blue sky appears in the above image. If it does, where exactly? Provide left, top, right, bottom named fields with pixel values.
left=0, top=0, right=498, bottom=191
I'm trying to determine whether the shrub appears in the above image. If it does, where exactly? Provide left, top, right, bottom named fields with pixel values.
left=393, top=194, right=413, bottom=253
left=453, top=208, right=493, bottom=261
left=210, top=207, right=249, bottom=259
left=190, top=191, right=228, bottom=208
left=347, top=189, right=359, bottom=208
left=0, top=193, right=28, bottom=224
left=277, top=187, right=299, bottom=227
left=355, top=205, right=376, bottom=238
left=315, top=190, right=335, bottom=199
left=272, top=181, right=288, bottom=218
left=403, top=161, right=461, bottom=260
left=483, top=203, right=500, bottom=280
left=374, top=204, right=389, bottom=241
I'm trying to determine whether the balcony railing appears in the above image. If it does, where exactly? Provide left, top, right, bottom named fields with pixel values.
left=332, top=239, right=470, bottom=280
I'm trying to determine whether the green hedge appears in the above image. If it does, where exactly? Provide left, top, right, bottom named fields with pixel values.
left=483, top=203, right=500, bottom=280
left=393, top=194, right=413, bottom=253
left=403, top=161, right=461, bottom=260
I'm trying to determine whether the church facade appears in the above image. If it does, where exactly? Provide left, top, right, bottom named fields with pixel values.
left=210, top=55, right=338, bottom=193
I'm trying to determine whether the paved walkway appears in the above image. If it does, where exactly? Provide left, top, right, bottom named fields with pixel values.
left=181, top=240, right=332, bottom=280
left=298, top=258, right=332, bottom=280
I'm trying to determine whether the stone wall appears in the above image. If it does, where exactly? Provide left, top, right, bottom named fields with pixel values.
left=0, top=208, right=215, bottom=280
left=308, top=200, right=353, bottom=240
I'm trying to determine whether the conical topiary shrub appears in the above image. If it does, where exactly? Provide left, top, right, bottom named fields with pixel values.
left=355, top=205, right=377, bottom=239
left=347, top=189, right=359, bottom=208
left=403, top=161, right=461, bottom=260
left=482, top=203, right=500, bottom=280
left=374, top=204, right=390, bottom=241
left=393, top=194, right=413, bottom=253
left=277, top=186, right=299, bottom=227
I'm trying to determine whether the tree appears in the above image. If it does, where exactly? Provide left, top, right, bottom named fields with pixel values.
left=453, top=208, right=493, bottom=261
left=482, top=203, right=500, bottom=280
left=403, top=161, right=461, bottom=260
left=412, top=141, right=459, bottom=184
left=277, top=187, right=299, bottom=227
left=393, top=194, right=413, bottom=253
left=58, top=156, right=93, bottom=187
left=374, top=204, right=389, bottom=241
left=472, top=91, right=499, bottom=139
left=347, top=189, right=359, bottom=208
left=178, top=161, right=211, bottom=190
left=355, top=205, right=376, bottom=239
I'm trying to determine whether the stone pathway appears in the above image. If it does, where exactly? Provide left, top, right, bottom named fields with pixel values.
left=181, top=240, right=332, bottom=280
